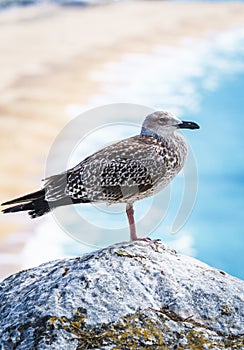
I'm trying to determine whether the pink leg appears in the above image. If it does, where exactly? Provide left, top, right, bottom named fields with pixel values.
left=126, top=204, right=152, bottom=242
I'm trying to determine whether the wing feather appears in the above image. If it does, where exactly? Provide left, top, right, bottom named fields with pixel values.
left=64, top=137, right=166, bottom=203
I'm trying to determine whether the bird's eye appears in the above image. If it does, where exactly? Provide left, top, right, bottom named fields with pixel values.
left=159, top=118, right=164, bottom=123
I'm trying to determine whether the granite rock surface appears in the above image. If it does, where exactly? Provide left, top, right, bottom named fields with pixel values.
left=0, top=241, right=243, bottom=349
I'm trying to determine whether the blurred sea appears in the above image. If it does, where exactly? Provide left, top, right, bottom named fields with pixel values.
left=19, top=27, right=244, bottom=279
left=0, top=0, right=114, bottom=10
left=1, top=0, right=244, bottom=11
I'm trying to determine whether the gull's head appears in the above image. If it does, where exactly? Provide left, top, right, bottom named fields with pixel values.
left=141, top=111, right=200, bottom=138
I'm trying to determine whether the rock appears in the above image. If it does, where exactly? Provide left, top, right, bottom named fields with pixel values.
left=0, top=241, right=243, bottom=349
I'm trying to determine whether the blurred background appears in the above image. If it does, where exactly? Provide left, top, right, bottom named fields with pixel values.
left=0, top=0, right=244, bottom=280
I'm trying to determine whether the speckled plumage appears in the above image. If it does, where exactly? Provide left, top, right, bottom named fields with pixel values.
left=2, top=111, right=199, bottom=241
left=45, top=133, right=187, bottom=205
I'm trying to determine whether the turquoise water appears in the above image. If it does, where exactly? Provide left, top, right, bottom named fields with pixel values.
left=186, top=72, right=244, bottom=278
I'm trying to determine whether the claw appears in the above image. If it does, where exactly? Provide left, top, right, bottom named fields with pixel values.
left=132, top=237, right=161, bottom=243
left=133, top=237, right=152, bottom=242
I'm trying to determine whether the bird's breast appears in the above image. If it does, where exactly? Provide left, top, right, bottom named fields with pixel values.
left=144, top=133, right=188, bottom=174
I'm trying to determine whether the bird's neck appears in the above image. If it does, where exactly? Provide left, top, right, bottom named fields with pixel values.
left=141, top=127, right=160, bottom=139
left=140, top=127, right=172, bottom=141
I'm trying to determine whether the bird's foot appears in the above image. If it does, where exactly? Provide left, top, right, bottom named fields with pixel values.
left=132, top=237, right=161, bottom=243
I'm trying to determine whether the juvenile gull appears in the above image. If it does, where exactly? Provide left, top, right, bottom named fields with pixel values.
left=2, top=111, right=199, bottom=241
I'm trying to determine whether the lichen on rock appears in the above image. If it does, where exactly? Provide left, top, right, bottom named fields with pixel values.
left=0, top=241, right=243, bottom=349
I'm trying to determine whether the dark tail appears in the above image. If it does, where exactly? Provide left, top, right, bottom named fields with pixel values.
left=1, top=189, right=50, bottom=218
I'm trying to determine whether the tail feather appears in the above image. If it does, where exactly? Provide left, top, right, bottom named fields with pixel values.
left=1, top=173, right=91, bottom=218
left=1, top=189, right=50, bottom=218
left=1, top=189, right=45, bottom=206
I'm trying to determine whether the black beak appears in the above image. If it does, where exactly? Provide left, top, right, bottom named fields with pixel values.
left=178, top=121, right=200, bottom=130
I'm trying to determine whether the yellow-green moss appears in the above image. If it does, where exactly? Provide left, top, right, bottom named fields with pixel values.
left=48, top=308, right=244, bottom=349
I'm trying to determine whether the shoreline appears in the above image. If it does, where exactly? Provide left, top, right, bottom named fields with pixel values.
left=1, top=1, right=244, bottom=279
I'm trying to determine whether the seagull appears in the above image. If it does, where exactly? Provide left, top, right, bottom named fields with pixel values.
left=2, top=111, right=199, bottom=241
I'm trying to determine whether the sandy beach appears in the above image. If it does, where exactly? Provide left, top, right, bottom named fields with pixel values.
left=1, top=0, right=244, bottom=279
